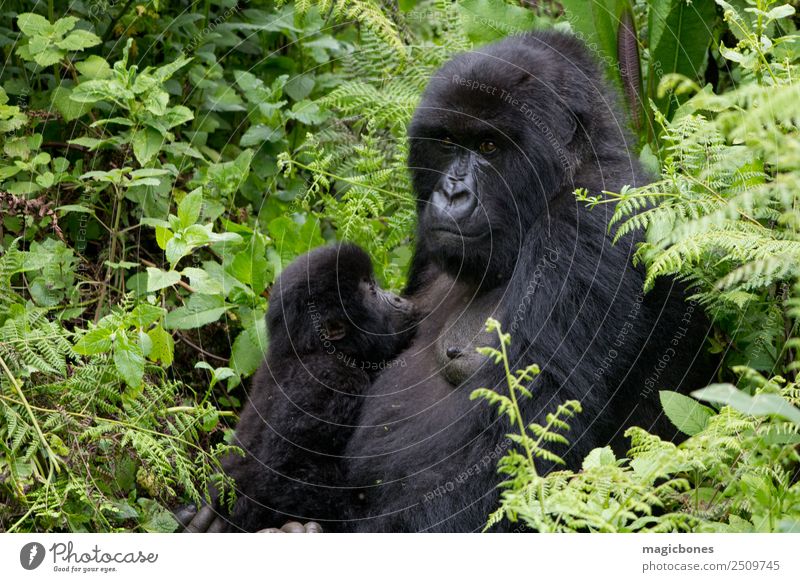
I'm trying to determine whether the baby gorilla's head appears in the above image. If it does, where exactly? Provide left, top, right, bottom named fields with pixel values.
left=267, top=244, right=415, bottom=363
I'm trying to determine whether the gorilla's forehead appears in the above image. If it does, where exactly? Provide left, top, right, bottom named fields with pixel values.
left=413, top=44, right=563, bottom=134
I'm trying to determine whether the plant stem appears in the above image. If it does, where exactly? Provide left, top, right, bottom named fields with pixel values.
left=94, top=185, right=124, bottom=322
left=495, top=328, right=536, bottom=472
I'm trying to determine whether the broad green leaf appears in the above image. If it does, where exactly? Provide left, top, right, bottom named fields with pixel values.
left=155, top=226, right=173, bottom=250
left=164, top=294, right=228, bottom=330
left=139, top=499, right=179, bottom=533
left=693, top=384, right=800, bottom=426
left=56, top=29, right=101, bottom=51
left=229, top=235, right=271, bottom=295
left=70, top=79, right=134, bottom=104
left=68, top=136, right=104, bottom=149
left=182, top=267, right=224, bottom=295
left=146, top=267, right=181, bottom=292
left=659, top=390, right=715, bottom=436
left=268, top=216, right=324, bottom=265
left=206, top=149, right=254, bottom=197
left=766, top=4, right=795, bottom=20
left=51, top=86, right=93, bottom=121
left=52, top=16, right=78, bottom=37
left=239, top=124, right=283, bottom=146
left=74, top=327, right=113, bottom=355
left=142, top=89, right=170, bottom=116
left=162, top=105, right=194, bottom=129
left=128, top=302, right=166, bottom=328
left=153, top=56, right=193, bottom=82
left=132, top=127, right=164, bottom=165
left=17, top=13, right=52, bottom=37
left=114, top=333, right=145, bottom=388
left=32, top=47, right=65, bottom=67
left=230, top=318, right=268, bottom=376
left=284, top=74, right=314, bottom=101
left=195, top=361, right=237, bottom=388
left=147, top=325, right=174, bottom=366
left=138, top=329, right=153, bottom=358
left=561, top=0, right=629, bottom=86
left=178, top=188, right=203, bottom=229
left=165, top=234, right=190, bottom=267
left=456, top=0, right=537, bottom=45
left=75, top=55, right=112, bottom=79
left=0, top=165, right=21, bottom=180
left=35, top=172, right=54, bottom=188
left=648, top=0, right=716, bottom=116
left=287, top=100, right=328, bottom=125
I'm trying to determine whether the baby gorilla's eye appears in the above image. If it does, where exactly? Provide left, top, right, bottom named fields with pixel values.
left=479, top=140, right=497, bottom=155
left=439, top=136, right=455, bottom=148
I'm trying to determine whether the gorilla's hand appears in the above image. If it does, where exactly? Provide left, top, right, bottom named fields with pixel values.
left=258, top=521, right=323, bottom=533
left=178, top=503, right=228, bottom=533
left=177, top=504, right=323, bottom=533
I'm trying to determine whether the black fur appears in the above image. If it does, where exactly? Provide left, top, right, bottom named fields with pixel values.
left=339, top=31, right=716, bottom=532
left=210, top=244, right=414, bottom=531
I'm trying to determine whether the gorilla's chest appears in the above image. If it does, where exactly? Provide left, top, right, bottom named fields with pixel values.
left=366, top=275, right=506, bottom=417
left=432, top=286, right=505, bottom=386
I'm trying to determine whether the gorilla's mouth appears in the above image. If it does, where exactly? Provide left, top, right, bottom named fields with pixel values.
left=429, top=226, right=487, bottom=240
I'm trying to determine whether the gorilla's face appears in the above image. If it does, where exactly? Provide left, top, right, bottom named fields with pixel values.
left=408, top=42, right=581, bottom=284
left=267, top=244, right=415, bottom=362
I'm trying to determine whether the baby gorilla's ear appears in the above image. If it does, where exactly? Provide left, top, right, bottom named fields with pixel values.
left=323, top=319, right=346, bottom=341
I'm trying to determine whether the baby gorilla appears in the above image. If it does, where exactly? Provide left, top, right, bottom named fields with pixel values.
left=188, top=243, right=414, bottom=532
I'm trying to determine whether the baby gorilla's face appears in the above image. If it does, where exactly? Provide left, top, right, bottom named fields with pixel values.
left=269, top=243, right=416, bottom=363
left=330, top=274, right=415, bottom=364
left=358, top=275, right=414, bottom=325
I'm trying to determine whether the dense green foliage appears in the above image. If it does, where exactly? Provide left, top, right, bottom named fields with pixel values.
left=0, top=0, right=798, bottom=532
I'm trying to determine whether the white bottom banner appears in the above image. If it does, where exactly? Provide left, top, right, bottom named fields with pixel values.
left=1, top=533, right=797, bottom=581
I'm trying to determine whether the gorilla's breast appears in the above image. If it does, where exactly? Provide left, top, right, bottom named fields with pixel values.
left=350, top=272, right=506, bottom=445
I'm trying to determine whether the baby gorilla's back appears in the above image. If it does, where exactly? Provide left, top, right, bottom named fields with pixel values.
left=221, top=353, right=372, bottom=530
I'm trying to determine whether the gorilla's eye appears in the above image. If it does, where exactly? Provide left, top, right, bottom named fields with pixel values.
left=439, top=136, right=455, bottom=148
left=479, top=141, right=498, bottom=155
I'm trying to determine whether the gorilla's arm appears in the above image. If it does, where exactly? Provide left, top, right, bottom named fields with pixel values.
left=182, top=357, right=371, bottom=532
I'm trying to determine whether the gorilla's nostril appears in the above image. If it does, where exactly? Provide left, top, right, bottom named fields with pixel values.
left=431, top=189, right=477, bottom=222
left=446, top=346, right=462, bottom=359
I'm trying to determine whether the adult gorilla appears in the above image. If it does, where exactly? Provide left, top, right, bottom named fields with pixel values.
left=340, top=30, right=713, bottom=532
left=184, top=30, right=714, bottom=533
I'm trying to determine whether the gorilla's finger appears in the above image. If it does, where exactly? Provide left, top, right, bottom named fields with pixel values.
left=257, top=527, right=285, bottom=533
left=280, top=521, right=306, bottom=533
left=185, top=505, right=217, bottom=533
left=207, top=516, right=228, bottom=533
left=304, top=522, right=323, bottom=533
left=173, top=504, right=197, bottom=529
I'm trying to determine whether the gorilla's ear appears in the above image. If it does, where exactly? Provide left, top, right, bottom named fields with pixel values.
left=324, top=319, right=346, bottom=341
left=555, top=107, right=578, bottom=146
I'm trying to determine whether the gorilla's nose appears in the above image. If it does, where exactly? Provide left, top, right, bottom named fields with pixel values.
left=431, top=175, right=478, bottom=223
